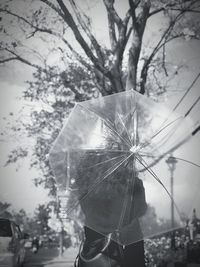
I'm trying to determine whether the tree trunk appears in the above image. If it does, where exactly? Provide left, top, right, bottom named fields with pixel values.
left=126, top=35, right=141, bottom=91
left=109, top=66, right=124, bottom=93
left=94, top=65, right=125, bottom=95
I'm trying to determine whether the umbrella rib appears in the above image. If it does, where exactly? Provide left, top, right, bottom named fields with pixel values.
left=84, top=153, right=129, bottom=169
left=66, top=153, right=133, bottom=215
left=67, top=148, right=129, bottom=153
left=66, top=154, right=128, bottom=215
left=136, top=155, right=182, bottom=218
left=117, top=160, right=137, bottom=230
left=171, top=156, right=200, bottom=168
left=138, top=134, right=190, bottom=171
left=139, top=153, right=200, bottom=168
left=124, top=90, right=137, bottom=145
left=117, top=179, right=132, bottom=231
left=115, top=106, right=137, bottom=146
left=139, top=116, right=183, bottom=152
left=151, top=116, right=182, bottom=140
left=116, top=112, right=133, bottom=146
left=150, top=119, right=184, bottom=153
left=104, top=121, right=131, bottom=148
left=81, top=153, right=131, bottom=199
left=78, top=104, right=131, bottom=148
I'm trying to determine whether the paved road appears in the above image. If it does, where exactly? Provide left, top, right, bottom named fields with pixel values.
left=24, top=247, right=59, bottom=267
left=44, top=247, right=78, bottom=267
left=23, top=246, right=200, bottom=267
left=24, top=246, right=78, bottom=267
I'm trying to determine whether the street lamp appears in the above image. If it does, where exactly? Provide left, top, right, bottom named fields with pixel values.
left=166, top=154, right=177, bottom=249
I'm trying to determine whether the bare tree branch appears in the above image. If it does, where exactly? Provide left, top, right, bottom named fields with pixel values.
left=0, top=57, right=18, bottom=64
left=126, top=0, right=150, bottom=91
left=103, top=0, right=131, bottom=52
left=171, top=8, right=200, bottom=13
left=140, top=7, right=189, bottom=94
left=128, top=0, right=138, bottom=30
left=0, top=7, right=92, bottom=70
left=148, top=0, right=200, bottom=17
left=69, top=0, right=104, bottom=60
left=162, top=44, right=168, bottom=77
left=103, top=0, right=123, bottom=29
left=149, top=6, right=172, bottom=17
left=0, top=8, right=36, bottom=29
left=2, top=47, right=46, bottom=72
left=136, top=0, right=151, bottom=36
left=0, top=8, right=63, bottom=40
left=172, top=71, right=200, bottom=112
left=103, top=0, right=117, bottom=50
left=54, top=0, right=107, bottom=74
left=40, top=0, right=64, bottom=17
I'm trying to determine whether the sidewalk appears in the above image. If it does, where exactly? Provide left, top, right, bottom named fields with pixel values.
left=44, top=247, right=78, bottom=267
left=43, top=247, right=200, bottom=267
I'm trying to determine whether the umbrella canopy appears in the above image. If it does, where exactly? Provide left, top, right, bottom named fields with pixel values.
left=49, top=90, right=199, bottom=245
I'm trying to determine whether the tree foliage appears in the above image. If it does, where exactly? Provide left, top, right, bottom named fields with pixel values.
left=33, top=203, right=52, bottom=234
left=0, top=201, right=31, bottom=231
left=0, top=0, right=200, bottom=195
left=0, top=201, right=12, bottom=218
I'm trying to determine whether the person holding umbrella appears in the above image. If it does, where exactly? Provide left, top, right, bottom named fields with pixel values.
left=74, top=152, right=147, bottom=267
left=49, top=90, right=197, bottom=267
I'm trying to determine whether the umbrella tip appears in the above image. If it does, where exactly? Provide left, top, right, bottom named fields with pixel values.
left=130, top=145, right=141, bottom=154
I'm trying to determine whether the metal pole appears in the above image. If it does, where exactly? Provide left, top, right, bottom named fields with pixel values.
left=170, top=168, right=175, bottom=249
left=166, top=154, right=177, bottom=250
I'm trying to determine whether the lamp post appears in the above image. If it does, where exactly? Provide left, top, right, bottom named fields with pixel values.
left=166, top=154, right=177, bottom=249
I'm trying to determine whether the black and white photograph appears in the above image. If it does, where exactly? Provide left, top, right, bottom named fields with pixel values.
left=0, top=1, right=200, bottom=266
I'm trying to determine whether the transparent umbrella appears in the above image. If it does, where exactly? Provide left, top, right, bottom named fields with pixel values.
left=49, top=90, right=199, bottom=245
